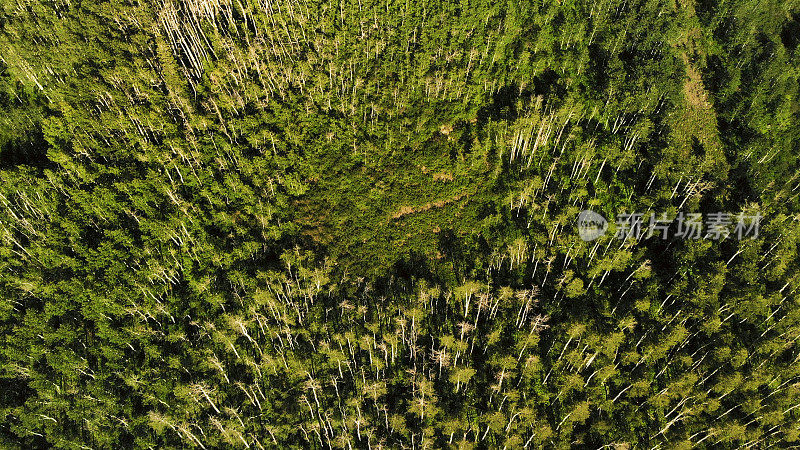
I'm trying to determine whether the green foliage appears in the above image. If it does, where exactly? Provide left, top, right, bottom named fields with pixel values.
left=1, top=0, right=799, bottom=447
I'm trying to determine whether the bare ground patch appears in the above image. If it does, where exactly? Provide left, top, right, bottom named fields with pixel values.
left=390, top=192, right=468, bottom=220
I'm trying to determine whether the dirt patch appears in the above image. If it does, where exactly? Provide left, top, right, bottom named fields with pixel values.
left=433, top=172, right=454, bottom=182
left=681, top=53, right=713, bottom=112
left=390, top=192, right=468, bottom=220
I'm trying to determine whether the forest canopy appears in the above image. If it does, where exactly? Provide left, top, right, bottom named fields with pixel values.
left=1, top=0, right=800, bottom=447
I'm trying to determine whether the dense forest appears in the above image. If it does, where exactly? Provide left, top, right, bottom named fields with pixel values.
left=1, top=0, right=800, bottom=447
